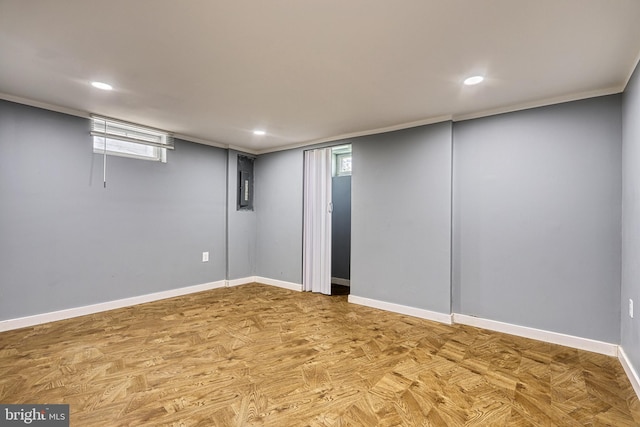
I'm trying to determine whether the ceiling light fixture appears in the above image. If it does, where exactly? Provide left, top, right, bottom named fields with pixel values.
left=463, top=75, right=484, bottom=86
left=253, top=130, right=266, bottom=136
left=91, top=81, right=113, bottom=91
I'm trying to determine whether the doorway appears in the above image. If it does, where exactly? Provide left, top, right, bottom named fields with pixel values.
left=302, top=144, right=352, bottom=296
left=330, top=145, right=351, bottom=295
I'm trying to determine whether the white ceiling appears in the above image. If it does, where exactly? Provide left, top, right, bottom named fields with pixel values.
left=1, top=1, right=639, bottom=154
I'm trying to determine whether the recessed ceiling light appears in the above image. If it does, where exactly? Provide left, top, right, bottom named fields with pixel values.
left=463, top=75, right=484, bottom=86
left=91, top=81, right=113, bottom=91
left=253, top=130, right=266, bottom=136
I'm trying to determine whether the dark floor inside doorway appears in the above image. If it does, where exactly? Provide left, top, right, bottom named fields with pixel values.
left=331, top=283, right=350, bottom=295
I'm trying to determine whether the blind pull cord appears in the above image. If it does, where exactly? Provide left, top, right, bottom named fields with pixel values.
left=103, top=120, right=107, bottom=188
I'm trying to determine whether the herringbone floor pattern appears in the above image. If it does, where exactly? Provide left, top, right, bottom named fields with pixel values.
left=1, top=283, right=638, bottom=426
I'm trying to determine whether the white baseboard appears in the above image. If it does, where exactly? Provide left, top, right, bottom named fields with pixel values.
left=226, top=277, right=256, bottom=287
left=348, top=295, right=453, bottom=325
left=0, top=277, right=302, bottom=332
left=0, top=276, right=625, bottom=371
left=331, top=277, right=350, bottom=287
left=618, top=347, right=640, bottom=398
left=254, top=276, right=302, bottom=292
left=0, top=280, right=227, bottom=332
left=452, top=313, right=618, bottom=357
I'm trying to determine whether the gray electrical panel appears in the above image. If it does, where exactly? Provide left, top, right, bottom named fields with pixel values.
left=237, top=155, right=254, bottom=210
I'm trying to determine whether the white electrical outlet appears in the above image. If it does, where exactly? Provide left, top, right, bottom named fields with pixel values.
left=202, top=251, right=209, bottom=262
left=630, top=298, right=634, bottom=319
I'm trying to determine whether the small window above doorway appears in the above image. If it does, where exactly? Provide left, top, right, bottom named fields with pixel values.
left=332, top=145, right=352, bottom=177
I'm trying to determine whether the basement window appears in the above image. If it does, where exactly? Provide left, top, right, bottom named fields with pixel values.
left=91, top=116, right=173, bottom=162
left=332, top=145, right=352, bottom=176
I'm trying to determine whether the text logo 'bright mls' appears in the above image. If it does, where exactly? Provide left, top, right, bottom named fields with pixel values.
left=0, top=404, right=69, bottom=426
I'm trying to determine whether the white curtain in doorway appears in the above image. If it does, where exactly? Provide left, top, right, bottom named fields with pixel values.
left=303, top=147, right=332, bottom=295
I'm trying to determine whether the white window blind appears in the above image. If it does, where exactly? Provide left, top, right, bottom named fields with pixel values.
left=91, top=115, right=174, bottom=162
left=90, top=115, right=174, bottom=188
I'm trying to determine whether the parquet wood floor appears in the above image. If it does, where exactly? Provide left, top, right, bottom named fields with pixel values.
left=1, top=283, right=639, bottom=426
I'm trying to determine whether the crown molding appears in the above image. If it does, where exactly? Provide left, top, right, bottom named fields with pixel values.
left=3, top=83, right=629, bottom=156
left=623, top=47, right=640, bottom=91
left=0, top=92, right=89, bottom=118
left=0, top=92, right=235, bottom=151
left=255, top=115, right=453, bottom=155
left=454, top=85, right=624, bottom=123
left=173, top=133, right=229, bottom=150
left=227, top=145, right=259, bottom=156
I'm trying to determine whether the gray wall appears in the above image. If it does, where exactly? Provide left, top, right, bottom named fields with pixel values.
left=0, top=100, right=227, bottom=320
left=331, top=175, right=351, bottom=280
left=622, top=62, right=640, bottom=369
left=227, top=150, right=256, bottom=279
left=0, top=85, right=631, bottom=352
left=254, top=149, right=304, bottom=283
left=453, top=95, right=622, bottom=343
left=351, top=122, right=453, bottom=313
